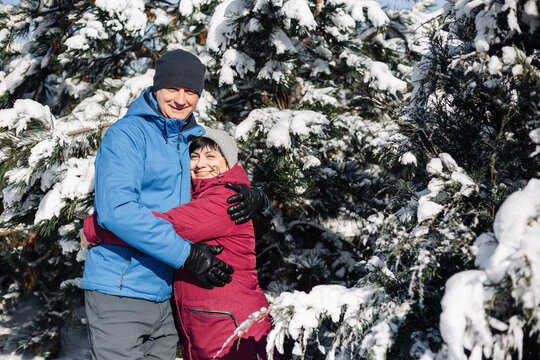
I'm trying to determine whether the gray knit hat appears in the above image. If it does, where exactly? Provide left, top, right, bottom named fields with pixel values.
left=153, top=49, right=206, bottom=95
left=202, top=128, right=238, bottom=168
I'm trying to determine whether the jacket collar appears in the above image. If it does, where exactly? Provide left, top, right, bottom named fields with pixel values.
left=141, top=87, right=203, bottom=141
left=191, top=164, right=249, bottom=197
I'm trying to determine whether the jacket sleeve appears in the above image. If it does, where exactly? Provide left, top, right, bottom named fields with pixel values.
left=93, top=123, right=191, bottom=269
left=154, top=187, right=239, bottom=243
left=84, top=212, right=130, bottom=247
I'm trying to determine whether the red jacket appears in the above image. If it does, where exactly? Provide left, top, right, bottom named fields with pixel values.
left=83, top=164, right=271, bottom=360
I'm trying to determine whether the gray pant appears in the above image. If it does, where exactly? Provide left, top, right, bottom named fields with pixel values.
left=84, top=290, right=178, bottom=360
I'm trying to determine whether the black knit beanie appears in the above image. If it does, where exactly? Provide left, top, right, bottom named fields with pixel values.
left=153, top=49, right=206, bottom=95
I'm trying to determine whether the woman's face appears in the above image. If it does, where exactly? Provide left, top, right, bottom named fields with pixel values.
left=190, top=146, right=229, bottom=179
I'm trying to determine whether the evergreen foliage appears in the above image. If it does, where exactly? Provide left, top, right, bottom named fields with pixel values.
left=0, top=0, right=539, bottom=359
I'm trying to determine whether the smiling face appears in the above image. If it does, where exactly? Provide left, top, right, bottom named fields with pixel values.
left=155, top=87, right=199, bottom=120
left=190, top=145, right=229, bottom=179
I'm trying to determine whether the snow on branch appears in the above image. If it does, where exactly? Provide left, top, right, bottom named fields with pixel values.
left=441, top=178, right=540, bottom=360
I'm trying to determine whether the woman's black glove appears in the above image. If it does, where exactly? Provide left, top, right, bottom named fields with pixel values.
left=225, top=183, right=268, bottom=225
left=183, top=243, right=234, bottom=289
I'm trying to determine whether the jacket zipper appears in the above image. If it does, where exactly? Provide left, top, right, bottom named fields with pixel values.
left=120, top=251, right=129, bottom=289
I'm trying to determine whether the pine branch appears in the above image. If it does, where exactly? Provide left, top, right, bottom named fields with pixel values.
left=66, top=122, right=114, bottom=137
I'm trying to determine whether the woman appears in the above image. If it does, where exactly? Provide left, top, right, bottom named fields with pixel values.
left=83, top=128, right=272, bottom=360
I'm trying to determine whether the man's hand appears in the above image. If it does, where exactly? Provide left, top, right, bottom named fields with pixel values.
left=183, top=243, right=234, bottom=289
left=225, top=183, right=269, bottom=224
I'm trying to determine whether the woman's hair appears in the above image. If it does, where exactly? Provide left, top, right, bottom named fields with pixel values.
left=189, top=137, right=226, bottom=159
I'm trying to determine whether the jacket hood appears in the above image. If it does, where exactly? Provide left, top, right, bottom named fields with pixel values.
left=191, top=163, right=250, bottom=197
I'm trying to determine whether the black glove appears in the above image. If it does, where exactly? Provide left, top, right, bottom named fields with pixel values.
left=183, top=243, right=234, bottom=289
left=226, top=183, right=268, bottom=225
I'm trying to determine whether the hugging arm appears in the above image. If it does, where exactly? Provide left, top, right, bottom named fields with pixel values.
left=93, top=125, right=192, bottom=269
left=83, top=189, right=238, bottom=288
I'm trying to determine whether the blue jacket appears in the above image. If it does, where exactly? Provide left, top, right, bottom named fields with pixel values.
left=81, top=87, right=205, bottom=302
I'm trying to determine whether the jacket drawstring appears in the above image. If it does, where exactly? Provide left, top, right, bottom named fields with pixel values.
left=162, top=125, right=168, bottom=144
left=177, top=122, right=182, bottom=150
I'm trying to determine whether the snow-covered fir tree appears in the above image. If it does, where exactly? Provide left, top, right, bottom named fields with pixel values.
left=0, top=0, right=539, bottom=359
left=396, top=0, right=540, bottom=358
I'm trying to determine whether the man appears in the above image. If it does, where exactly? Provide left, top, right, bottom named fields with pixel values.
left=81, top=49, right=267, bottom=359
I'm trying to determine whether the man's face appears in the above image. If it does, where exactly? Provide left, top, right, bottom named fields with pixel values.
left=155, top=87, right=199, bottom=120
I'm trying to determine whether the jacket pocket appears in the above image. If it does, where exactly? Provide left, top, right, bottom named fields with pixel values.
left=181, top=306, right=241, bottom=359
left=189, top=308, right=239, bottom=327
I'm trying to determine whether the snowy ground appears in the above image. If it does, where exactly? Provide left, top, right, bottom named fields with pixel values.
left=1, top=296, right=48, bottom=359
left=0, top=295, right=91, bottom=360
